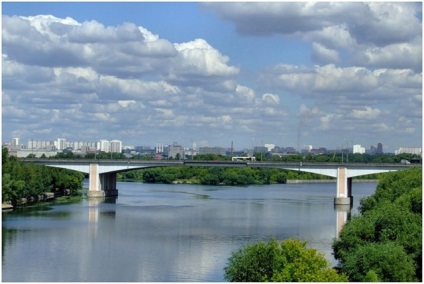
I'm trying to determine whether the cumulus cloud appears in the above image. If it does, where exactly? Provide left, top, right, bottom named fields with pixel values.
left=171, top=39, right=239, bottom=83
left=205, top=2, right=422, bottom=71
left=262, top=93, right=280, bottom=105
left=311, top=43, right=340, bottom=64
left=2, top=13, right=281, bottom=147
left=350, top=106, right=382, bottom=119
left=2, top=3, right=421, bottom=150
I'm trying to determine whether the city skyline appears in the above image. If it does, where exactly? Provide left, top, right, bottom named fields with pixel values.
left=2, top=2, right=422, bottom=152
left=4, top=135, right=413, bottom=155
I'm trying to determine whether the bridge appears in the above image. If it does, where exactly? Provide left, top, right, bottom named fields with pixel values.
left=22, top=159, right=415, bottom=205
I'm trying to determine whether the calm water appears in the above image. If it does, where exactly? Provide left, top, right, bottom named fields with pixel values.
left=2, top=181, right=376, bottom=282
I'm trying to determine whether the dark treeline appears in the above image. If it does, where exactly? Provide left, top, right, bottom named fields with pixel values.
left=33, top=151, right=420, bottom=164
left=333, top=167, right=422, bottom=281
left=2, top=148, right=84, bottom=207
left=254, top=152, right=421, bottom=163
left=118, top=166, right=379, bottom=185
left=117, top=153, right=391, bottom=185
left=118, top=167, right=291, bottom=185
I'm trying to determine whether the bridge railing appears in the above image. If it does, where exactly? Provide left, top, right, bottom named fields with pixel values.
left=21, top=158, right=419, bottom=169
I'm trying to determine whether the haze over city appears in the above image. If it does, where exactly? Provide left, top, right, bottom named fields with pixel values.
left=2, top=2, right=422, bottom=152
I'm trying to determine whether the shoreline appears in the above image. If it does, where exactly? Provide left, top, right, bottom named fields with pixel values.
left=286, top=179, right=379, bottom=184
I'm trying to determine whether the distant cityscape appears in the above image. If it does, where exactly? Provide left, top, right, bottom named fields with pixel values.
left=3, top=136, right=422, bottom=159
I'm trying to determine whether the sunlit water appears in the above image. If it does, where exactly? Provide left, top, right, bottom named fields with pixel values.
left=2, top=181, right=376, bottom=281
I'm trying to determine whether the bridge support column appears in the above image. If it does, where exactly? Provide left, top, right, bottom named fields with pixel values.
left=87, top=164, right=104, bottom=198
left=87, top=164, right=118, bottom=197
left=334, top=167, right=352, bottom=205
left=335, top=204, right=352, bottom=239
left=100, top=172, right=118, bottom=197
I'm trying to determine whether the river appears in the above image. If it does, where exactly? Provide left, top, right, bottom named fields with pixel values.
left=2, top=181, right=376, bottom=282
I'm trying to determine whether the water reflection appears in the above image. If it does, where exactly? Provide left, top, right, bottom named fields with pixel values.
left=88, top=197, right=116, bottom=239
left=334, top=204, right=352, bottom=239
left=2, top=182, right=376, bottom=282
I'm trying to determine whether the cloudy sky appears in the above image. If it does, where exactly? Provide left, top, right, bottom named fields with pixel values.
left=2, top=2, right=422, bottom=152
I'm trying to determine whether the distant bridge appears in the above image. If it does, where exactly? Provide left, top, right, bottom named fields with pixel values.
left=22, top=159, right=415, bottom=206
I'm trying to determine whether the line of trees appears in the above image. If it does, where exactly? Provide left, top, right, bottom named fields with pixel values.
left=116, top=166, right=346, bottom=185
left=254, top=152, right=421, bottom=163
left=2, top=148, right=85, bottom=207
left=223, top=167, right=422, bottom=282
left=29, top=151, right=420, bottom=164
left=117, top=164, right=381, bottom=185
left=126, top=167, right=290, bottom=185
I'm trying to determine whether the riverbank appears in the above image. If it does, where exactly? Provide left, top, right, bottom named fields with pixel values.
left=2, top=190, right=85, bottom=211
left=286, top=179, right=379, bottom=183
left=130, top=178, right=379, bottom=185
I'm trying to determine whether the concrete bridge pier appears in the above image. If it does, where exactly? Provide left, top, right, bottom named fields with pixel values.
left=335, top=204, right=352, bottom=238
left=101, top=172, right=118, bottom=197
left=334, top=167, right=353, bottom=205
left=87, top=164, right=118, bottom=198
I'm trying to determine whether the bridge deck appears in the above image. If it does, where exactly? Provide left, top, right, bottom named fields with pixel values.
left=22, top=158, right=416, bottom=170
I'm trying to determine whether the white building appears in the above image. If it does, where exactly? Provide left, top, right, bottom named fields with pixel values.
left=264, top=144, right=275, bottom=152
left=12, top=138, right=20, bottom=149
left=304, top=145, right=313, bottom=152
left=110, top=140, right=122, bottom=153
left=99, top=139, right=110, bottom=152
left=168, top=144, right=184, bottom=159
left=353, top=144, right=365, bottom=154
left=56, top=138, right=66, bottom=151
left=395, top=147, right=422, bottom=156
left=156, top=142, right=164, bottom=153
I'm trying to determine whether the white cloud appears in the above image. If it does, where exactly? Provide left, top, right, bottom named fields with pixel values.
left=262, top=93, right=280, bottom=105
left=360, top=40, right=422, bottom=71
left=173, top=39, right=239, bottom=78
left=2, top=5, right=421, bottom=150
left=311, top=43, right=340, bottom=64
left=206, top=2, right=421, bottom=71
left=118, top=100, right=137, bottom=108
left=350, top=106, right=381, bottom=119
left=236, top=85, right=255, bottom=103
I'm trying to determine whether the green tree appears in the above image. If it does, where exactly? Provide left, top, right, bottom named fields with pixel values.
left=224, top=239, right=347, bottom=282
left=333, top=167, right=422, bottom=281
left=340, top=242, right=416, bottom=282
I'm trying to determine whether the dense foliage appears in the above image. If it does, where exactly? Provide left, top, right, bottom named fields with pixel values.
left=43, top=151, right=420, bottom=164
left=332, top=167, right=422, bottom=282
left=46, top=152, right=414, bottom=185
left=2, top=148, right=84, bottom=206
left=224, top=239, right=347, bottom=282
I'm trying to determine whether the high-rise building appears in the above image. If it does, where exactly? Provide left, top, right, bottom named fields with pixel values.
left=264, top=144, right=275, bottom=152
left=395, top=147, right=422, bottom=156
left=168, top=144, right=183, bottom=159
left=12, top=138, right=20, bottom=149
left=110, top=140, right=122, bottom=153
left=353, top=144, right=365, bottom=154
left=376, top=143, right=383, bottom=154
left=156, top=142, right=164, bottom=153
left=56, top=138, right=66, bottom=151
left=99, top=139, right=110, bottom=152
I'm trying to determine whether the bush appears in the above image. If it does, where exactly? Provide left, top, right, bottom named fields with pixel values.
left=340, top=242, right=416, bottom=282
left=224, top=239, right=347, bottom=282
left=333, top=167, right=422, bottom=281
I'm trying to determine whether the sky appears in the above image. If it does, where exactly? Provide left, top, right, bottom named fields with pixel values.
left=2, top=1, right=422, bottom=152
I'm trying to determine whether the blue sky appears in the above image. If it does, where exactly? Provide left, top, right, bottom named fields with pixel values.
left=2, top=2, right=422, bottom=152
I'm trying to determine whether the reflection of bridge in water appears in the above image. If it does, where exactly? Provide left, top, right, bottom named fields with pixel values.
left=23, top=159, right=413, bottom=204
left=23, top=158, right=415, bottom=239
left=84, top=187, right=361, bottom=241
